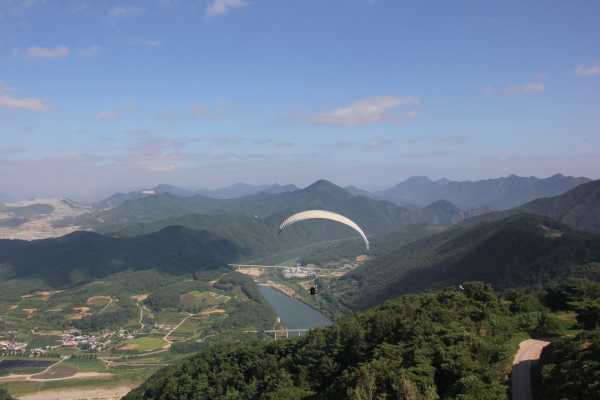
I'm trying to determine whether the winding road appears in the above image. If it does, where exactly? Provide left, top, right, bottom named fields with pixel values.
left=512, top=339, right=550, bottom=400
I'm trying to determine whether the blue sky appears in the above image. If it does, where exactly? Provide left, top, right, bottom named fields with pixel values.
left=1, top=0, right=599, bottom=200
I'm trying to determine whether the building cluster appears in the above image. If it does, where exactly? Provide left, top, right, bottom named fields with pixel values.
left=60, top=331, right=111, bottom=351
left=282, top=265, right=316, bottom=279
left=0, top=340, right=27, bottom=354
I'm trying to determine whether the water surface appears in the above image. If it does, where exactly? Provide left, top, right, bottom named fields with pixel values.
left=258, top=286, right=332, bottom=330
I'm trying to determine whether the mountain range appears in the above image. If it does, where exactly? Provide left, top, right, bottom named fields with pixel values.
left=373, top=174, right=590, bottom=209
left=93, top=173, right=589, bottom=213
left=71, top=180, right=410, bottom=234
left=467, top=179, right=600, bottom=233
left=94, top=183, right=299, bottom=210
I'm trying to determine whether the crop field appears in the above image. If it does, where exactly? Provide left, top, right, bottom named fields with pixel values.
left=31, top=365, right=77, bottom=379
left=116, top=336, right=167, bottom=352
left=0, top=270, right=277, bottom=397
left=179, top=290, right=230, bottom=310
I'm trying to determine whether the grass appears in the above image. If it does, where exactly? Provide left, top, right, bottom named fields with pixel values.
left=62, top=359, right=106, bottom=373
left=31, top=365, right=77, bottom=379
left=179, top=290, right=229, bottom=310
left=116, top=336, right=167, bottom=352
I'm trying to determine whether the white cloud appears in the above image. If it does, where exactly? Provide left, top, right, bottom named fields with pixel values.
left=129, top=39, right=163, bottom=47
left=0, top=82, right=14, bottom=92
left=483, top=80, right=545, bottom=96
left=190, top=103, right=228, bottom=117
left=96, top=111, right=120, bottom=121
left=109, top=5, right=144, bottom=17
left=365, top=138, right=395, bottom=151
left=24, top=45, right=70, bottom=59
left=312, top=96, right=420, bottom=127
left=575, top=64, right=600, bottom=77
left=79, top=45, right=100, bottom=57
left=0, top=94, right=48, bottom=112
left=206, top=0, right=249, bottom=17
left=505, top=81, right=545, bottom=95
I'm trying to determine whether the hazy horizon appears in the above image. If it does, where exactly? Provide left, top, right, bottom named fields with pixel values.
left=0, top=172, right=594, bottom=204
left=2, top=1, right=599, bottom=201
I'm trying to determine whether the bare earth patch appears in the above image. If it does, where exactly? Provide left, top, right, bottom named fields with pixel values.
left=22, top=308, right=37, bottom=318
left=262, top=281, right=298, bottom=298
left=17, top=384, right=133, bottom=400
left=130, top=293, right=149, bottom=302
left=237, top=267, right=264, bottom=278
left=355, top=255, right=369, bottom=264
left=68, top=306, right=91, bottom=320
left=540, top=224, right=563, bottom=239
left=0, top=198, right=89, bottom=241
left=87, top=296, right=112, bottom=305
left=35, top=291, right=51, bottom=301
left=200, top=308, right=226, bottom=316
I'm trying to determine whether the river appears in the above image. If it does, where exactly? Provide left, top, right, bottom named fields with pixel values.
left=258, top=286, right=332, bottom=329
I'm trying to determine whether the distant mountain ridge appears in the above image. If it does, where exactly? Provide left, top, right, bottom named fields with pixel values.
left=468, top=179, right=600, bottom=233
left=375, top=174, right=591, bottom=210
left=196, top=183, right=299, bottom=199
left=83, top=180, right=416, bottom=237
left=94, top=183, right=299, bottom=209
left=70, top=180, right=493, bottom=241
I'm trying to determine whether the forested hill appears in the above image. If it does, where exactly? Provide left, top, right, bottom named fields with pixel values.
left=111, top=213, right=371, bottom=257
left=465, top=179, right=600, bottom=234
left=0, top=226, right=242, bottom=287
left=0, top=388, right=14, bottom=400
left=65, top=180, right=416, bottom=236
left=518, top=179, right=600, bottom=232
left=332, top=214, right=600, bottom=310
left=123, top=283, right=531, bottom=400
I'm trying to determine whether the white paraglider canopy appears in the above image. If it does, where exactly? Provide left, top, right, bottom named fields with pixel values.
left=279, top=210, right=370, bottom=251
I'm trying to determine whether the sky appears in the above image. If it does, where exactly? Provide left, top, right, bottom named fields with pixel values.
left=1, top=0, right=599, bottom=201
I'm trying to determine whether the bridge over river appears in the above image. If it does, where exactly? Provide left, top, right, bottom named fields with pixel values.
left=255, top=286, right=332, bottom=339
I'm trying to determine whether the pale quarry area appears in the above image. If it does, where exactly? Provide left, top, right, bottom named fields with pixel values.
left=0, top=198, right=90, bottom=240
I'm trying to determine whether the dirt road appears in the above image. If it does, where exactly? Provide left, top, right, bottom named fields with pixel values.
left=17, top=385, right=133, bottom=400
left=512, top=339, right=550, bottom=400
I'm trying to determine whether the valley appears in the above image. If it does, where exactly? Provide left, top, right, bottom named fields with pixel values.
left=0, top=178, right=599, bottom=399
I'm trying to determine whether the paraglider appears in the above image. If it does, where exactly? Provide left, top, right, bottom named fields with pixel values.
left=279, top=210, right=370, bottom=251
left=278, top=210, right=369, bottom=295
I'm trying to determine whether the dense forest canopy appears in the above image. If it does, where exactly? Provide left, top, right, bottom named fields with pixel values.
left=124, top=283, right=542, bottom=400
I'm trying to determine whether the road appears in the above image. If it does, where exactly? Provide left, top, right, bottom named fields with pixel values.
left=163, top=313, right=199, bottom=347
left=512, top=339, right=550, bottom=400
left=97, top=297, right=114, bottom=314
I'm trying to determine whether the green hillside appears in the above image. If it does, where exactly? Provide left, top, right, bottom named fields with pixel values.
left=519, top=179, right=600, bottom=233
left=536, top=330, right=600, bottom=400
left=123, top=283, right=530, bottom=400
left=332, top=214, right=600, bottom=310
left=466, top=179, right=600, bottom=233
left=0, top=388, right=15, bottom=400
left=110, top=213, right=370, bottom=257
left=62, top=180, right=416, bottom=237
left=0, top=226, right=243, bottom=287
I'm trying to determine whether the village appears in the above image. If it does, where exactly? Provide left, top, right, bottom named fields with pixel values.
left=0, top=328, right=141, bottom=358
